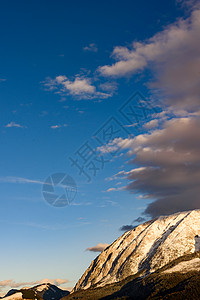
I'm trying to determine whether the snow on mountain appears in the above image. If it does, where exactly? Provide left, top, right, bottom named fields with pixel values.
left=74, top=209, right=200, bottom=291
left=33, top=283, right=50, bottom=293
left=2, top=293, right=23, bottom=300
left=163, top=257, right=200, bottom=274
left=2, top=283, right=69, bottom=300
left=34, top=284, right=47, bottom=292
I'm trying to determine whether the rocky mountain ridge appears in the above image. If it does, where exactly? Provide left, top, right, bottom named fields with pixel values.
left=73, top=209, right=200, bottom=291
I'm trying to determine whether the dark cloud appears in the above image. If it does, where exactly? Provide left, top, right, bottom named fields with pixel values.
left=123, top=116, right=200, bottom=218
left=120, top=217, right=146, bottom=231
left=106, top=116, right=200, bottom=218
left=120, top=225, right=136, bottom=231
left=144, top=187, right=200, bottom=218
left=133, top=217, right=146, bottom=223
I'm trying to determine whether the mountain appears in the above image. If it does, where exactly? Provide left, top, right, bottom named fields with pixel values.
left=2, top=289, right=18, bottom=298
left=3, top=210, right=200, bottom=300
left=1, top=283, right=69, bottom=300
left=73, top=210, right=200, bottom=291
left=62, top=250, right=200, bottom=299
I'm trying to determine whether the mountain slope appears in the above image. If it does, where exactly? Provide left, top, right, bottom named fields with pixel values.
left=73, top=210, right=200, bottom=291
left=62, top=251, right=200, bottom=300
left=101, top=251, right=200, bottom=300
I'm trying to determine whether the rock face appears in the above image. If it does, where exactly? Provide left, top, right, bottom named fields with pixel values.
left=74, top=209, right=200, bottom=291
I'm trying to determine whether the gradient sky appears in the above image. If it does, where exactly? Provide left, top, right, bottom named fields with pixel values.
left=1, top=0, right=199, bottom=295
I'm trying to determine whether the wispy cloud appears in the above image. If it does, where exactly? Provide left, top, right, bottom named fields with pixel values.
left=83, top=43, right=98, bottom=52
left=70, top=201, right=92, bottom=206
left=0, top=278, right=69, bottom=289
left=97, top=137, right=135, bottom=154
left=0, top=176, right=44, bottom=185
left=106, top=186, right=124, bottom=192
left=5, top=122, right=25, bottom=128
left=50, top=124, right=68, bottom=129
left=86, top=243, right=109, bottom=252
left=39, top=110, right=48, bottom=117
left=98, top=81, right=118, bottom=94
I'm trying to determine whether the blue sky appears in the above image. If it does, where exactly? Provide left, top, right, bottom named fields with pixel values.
left=1, top=0, right=200, bottom=294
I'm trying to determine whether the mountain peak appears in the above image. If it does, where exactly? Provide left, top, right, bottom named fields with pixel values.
left=2, top=283, right=69, bottom=300
left=74, top=209, right=200, bottom=291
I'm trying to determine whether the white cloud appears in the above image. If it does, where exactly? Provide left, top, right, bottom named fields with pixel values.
left=99, top=47, right=146, bottom=77
left=99, top=9, right=200, bottom=77
left=61, top=76, right=95, bottom=95
left=43, top=75, right=112, bottom=100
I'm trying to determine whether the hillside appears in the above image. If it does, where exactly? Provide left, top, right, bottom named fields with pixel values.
left=73, top=210, right=200, bottom=291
